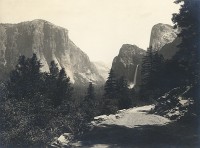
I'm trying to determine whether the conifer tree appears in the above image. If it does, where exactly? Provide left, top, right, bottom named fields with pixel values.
left=46, top=61, right=59, bottom=107
left=49, top=61, right=59, bottom=78
left=172, top=0, right=200, bottom=86
left=104, top=68, right=117, bottom=99
left=46, top=62, right=73, bottom=108
left=141, top=47, right=154, bottom=87
left=141, top=47, right=165, bottom=101
left=170, top=0, right=200, bottom=122
left=7, top=54, right=43, bottom=100
left=102, top=68, right=118, bottom=114
left=57, top=68, right=73, bottom=109
left=83, top=82, right=96, bottom=121
left=116, top=76, right=131, bottom=109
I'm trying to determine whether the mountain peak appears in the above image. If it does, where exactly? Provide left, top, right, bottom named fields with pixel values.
left=119, top=44, right=145, bottom=56
left=153, top=23, right=173, bottom=28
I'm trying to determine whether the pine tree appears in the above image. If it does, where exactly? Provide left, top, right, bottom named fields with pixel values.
left=57, top=68, right=73, bottom=109
left=102, top=68, right=118, bottom=114
left=172, top=0, right=200, bottom=86
left=46, top=62, right=73, bottom=108
left=49, top=61, right=59, bottom=78
left=141, top=47, right=165, bottom=101
left=116, top=76, right=131, bottom=109
left=141, top=47, right=154, bottom=88
left=83, top=82, right=96, bottom=121
left=46, top=61, right=60, bottom=107
left=152, top=51, right=165, bottom=88
left=7, top=54, right=43, bottom=100
left=170, top=0, right=200, bottom=122
left=104, top=68, right=117, bottom=98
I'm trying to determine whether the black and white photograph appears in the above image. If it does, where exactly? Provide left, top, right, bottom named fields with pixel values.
left=0, top=0, right=199, bottom=147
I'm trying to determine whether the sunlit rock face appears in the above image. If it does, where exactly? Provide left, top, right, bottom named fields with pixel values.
left=149, top=23, right=181, bottom=59
left=149, top=23, right=177, bottom=51
left=111, top=44, right=145, bottom=87
left=0, top=19, right=104, bottom=85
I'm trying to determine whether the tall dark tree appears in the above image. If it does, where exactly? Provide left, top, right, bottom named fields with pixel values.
left=172, top=0, right=200, bottom=86
left=49, top=61, right=59, bottom=78
left=83, top=82, right=96, bottom=121
left=102, top=68, right=118, bottom=114
left=141, top=47, right=165, bottom=101
left=170, top=0, right=200, bottom=122
left=46, top=62, right=73, bottom=108
left=152, top=51, right=165, bottom=88
left=57, top=68, right=73, bottom=109
left=141, top=47, right=154, bottom=88
left=46, top=61, right=60, bottom=107
left=116, top=76, right=131, bottom=109
left=7, top=54, right=43, bottom=100
left=104, top=68, right=117, bottom=98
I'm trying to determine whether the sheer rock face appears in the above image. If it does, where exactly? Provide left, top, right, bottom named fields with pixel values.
left=111, top=44, right=145, bottom=86
left=0, top=19, right=104, bottom=85
left=149, top=23, right=181, bottom=59
left=149, top=23, right=177, bottom=51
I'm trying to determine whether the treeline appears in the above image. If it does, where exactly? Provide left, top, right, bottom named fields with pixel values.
left=102, top=69, right=136, bottom=114
left=0, top=53, right=137, bottom=146
left=140, top=48, right=165, bottom=101
left=0, top=54, right=99, bottom=146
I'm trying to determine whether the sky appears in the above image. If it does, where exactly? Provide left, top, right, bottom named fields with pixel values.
left=0, top=0, right=180, bottom=64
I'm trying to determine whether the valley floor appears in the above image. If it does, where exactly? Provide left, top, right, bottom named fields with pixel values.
left=58, top=105, right=200, bottom=148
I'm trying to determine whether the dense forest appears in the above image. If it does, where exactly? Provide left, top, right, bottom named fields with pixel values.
left=0, top=0, right=199, bottom=147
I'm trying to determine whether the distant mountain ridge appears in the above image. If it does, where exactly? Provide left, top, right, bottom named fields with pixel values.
left=0, top=19, right=104, bottom=85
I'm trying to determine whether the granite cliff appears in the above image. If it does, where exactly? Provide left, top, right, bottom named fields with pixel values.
left=111, top=44, right=145, bottom=88
left=0, top=19, right=104, bottom=85
left=149, top=23, right=177, bottom=52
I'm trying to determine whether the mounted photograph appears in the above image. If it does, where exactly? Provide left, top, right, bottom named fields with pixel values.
left=0, top=0, right=199, bottom=147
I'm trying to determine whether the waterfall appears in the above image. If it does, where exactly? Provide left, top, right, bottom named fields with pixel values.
left=133, top=64, right=139, bottom=87
left=129, top=64, right=139, bottom=89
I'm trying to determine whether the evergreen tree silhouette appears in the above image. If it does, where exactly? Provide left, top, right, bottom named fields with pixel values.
left=104, top=68, right=117, bottom=98
left=7, top=54, right=43, bottom=100
left=172, top=0, right=200, bottom=86
left=83, top=82, right=96, bottom=121
left=103, top=68, right=118, bottom=114
left=57, top=68, right=73, bottom=109
left=116, top=76, right=131, bottom=109
left=46, top=61, right=60, bottom=107
left=141, top=47, right=165, bottom=101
